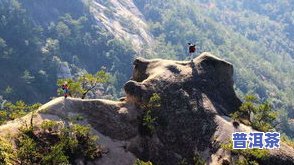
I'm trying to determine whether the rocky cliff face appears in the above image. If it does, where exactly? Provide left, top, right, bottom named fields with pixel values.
left=1, top=53, right=293, bottom=165
left=89, top=0, right=154, bottom=51
left=124, top=52, right=242, bottom=164
left=22, top=0, right=154, bottom=52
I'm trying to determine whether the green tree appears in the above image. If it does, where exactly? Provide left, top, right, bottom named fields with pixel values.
left=231, top=95, right=277, bottom=131
left=57, top=70, right=110, bottom=99
left=3, top=86, right=13, bottom=95
left=141, top=93, right=161, bottom=135
left=231, top=95, right=258, bottom=124
left=41, top=38, right=60, bottom=56
left=251, top=101, right=277, bottom=132
left=21, top=70, right=35, bottom=84
left=56, top=21, right=71, bottom=39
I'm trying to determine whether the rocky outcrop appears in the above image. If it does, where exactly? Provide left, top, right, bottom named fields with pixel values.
left=123, top=52, right=294, bottom=165
left=1, top=52, right=294, bottom=165
left=125, top=52, right=241, bottom=115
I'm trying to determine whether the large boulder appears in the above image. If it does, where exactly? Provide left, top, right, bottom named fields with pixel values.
left=125, top=52, right=241, bottom=115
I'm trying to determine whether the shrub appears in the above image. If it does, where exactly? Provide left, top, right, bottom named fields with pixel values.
left=0, top=137, right=16, bottom=164
left=142, top=109, right=157, bottom=134
left=0, top=111, right=7, bottom=125
left=41, top=120, right=61, bottom=133
left=70, top=124, right=101, bottom=159
left=41, top=143, right=69, bottom=165
left=0, top=101, right=41, bottom=124
left=134, top=159, right=153, bottom=165
left=140, top=93, right=161, bottom=136
left=221, top=141, right=270, bottom=164
left=16, top=135, right=41, bottom=164
left=13, top=121, right=102, bottom=164
left=193, top=154, right=206, bottom=165
left=281, top=135, right=294, bottom=149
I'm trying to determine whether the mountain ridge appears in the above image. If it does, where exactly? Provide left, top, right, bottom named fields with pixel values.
left=1, top=53, right=293, bottom=164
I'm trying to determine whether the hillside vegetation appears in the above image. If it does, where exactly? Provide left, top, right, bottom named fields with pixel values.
left=0, top=0, right=135, bottom=103
left=0, top=0, right=293, bottom=137
left=134, top=0, right=294, bottom=137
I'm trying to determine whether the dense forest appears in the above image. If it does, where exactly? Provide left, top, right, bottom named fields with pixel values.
left=134, top=0, right=294, bottom=137
left=0, top=0, right=293, bottom=138
left=0, top=0, right=135, bottom=103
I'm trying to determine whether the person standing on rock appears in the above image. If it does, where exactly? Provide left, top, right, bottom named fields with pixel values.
left=61, top=82, right=70, bottom=98
left=188, top=43, right=196, bottom=61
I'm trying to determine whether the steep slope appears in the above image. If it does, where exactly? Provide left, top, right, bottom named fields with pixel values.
left=0, top=0, right=136, bottom=102
left=1, top=53, right=293, bottom=164
left=21, top=0, right=154, bottom=52
left=88, top=0, right=154, bottom=51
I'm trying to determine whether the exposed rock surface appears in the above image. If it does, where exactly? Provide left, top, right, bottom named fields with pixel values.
left=21, top=0, right=154, bottom=52
left=1, top=52, right=294, bottom=165
left=125, top=52, right=241, bottom=115
left=89, top=0, right=154, bottom=51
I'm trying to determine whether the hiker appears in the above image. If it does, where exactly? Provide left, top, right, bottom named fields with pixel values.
left=188, top=43, right=196, bottom=60
left=61, top=82, right=70, bottom=98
